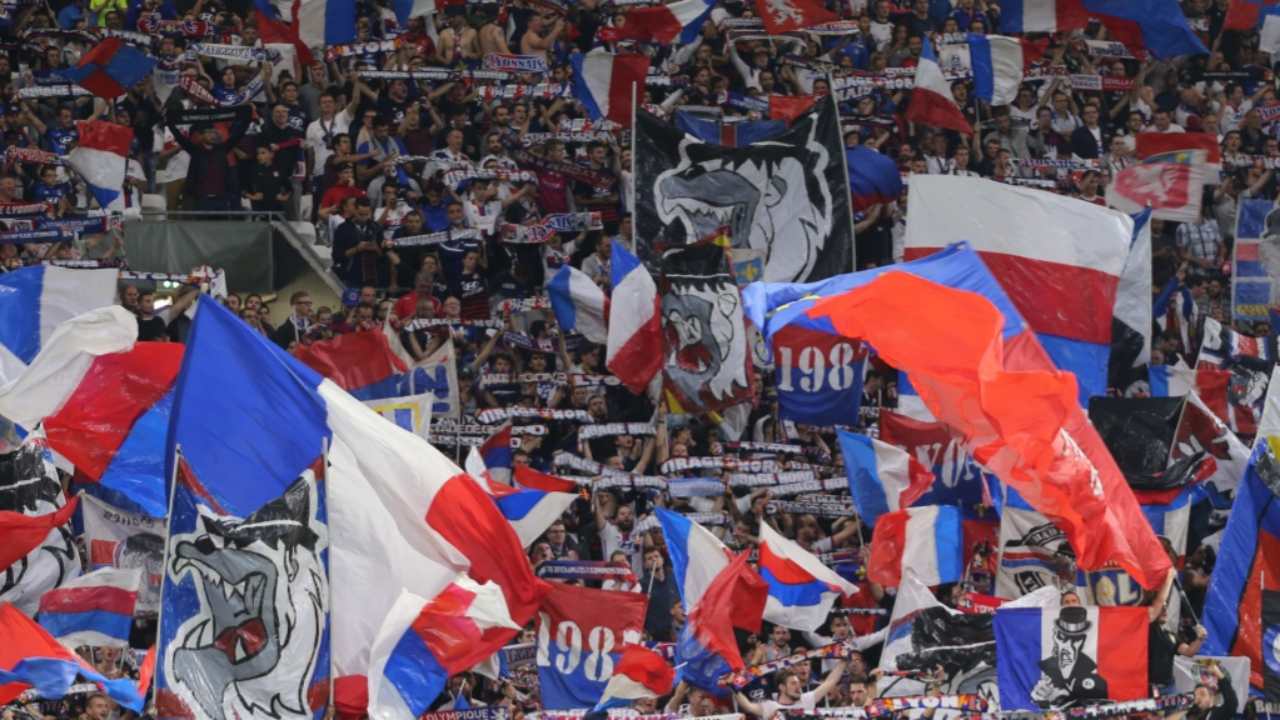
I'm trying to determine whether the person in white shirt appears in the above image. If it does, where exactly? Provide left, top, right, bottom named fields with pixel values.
left=594, top=490, right=645, bottom=576
left=735, top=658, right=847, bottom=718
left=1149, top=108, right=1186, bottom=134
left=306, top=87, right=360, bottom=197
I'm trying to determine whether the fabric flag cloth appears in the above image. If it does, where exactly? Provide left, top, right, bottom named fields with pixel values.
left=1200, top=437, right=1280, bottom=696
left=878, top=410, right=993, bottom=507
left=0, top=602, right=144, bottom=710
left=868, top=506, right=963, bottom=588
left=82, top=494, right=167, bottom=615
left=296, top=0, right=357, bottom=47
left=37, top=568, right=141, bottom=649
left=674, top=110, right=787, bottom=147
left=0, top=435, right=81, bottom=616
left=513, top=464, right=580, bottom=494
left=297, top=330, right=410, bottom=401
left=1261, top=364, right=1280, bottom=442
left=905, top=176, right=1133, bottom=403
left=68, top=120, right=133, bottom=210
left=570, top=49, right=650, bottom=128
left=548, top=264, right=610, bottom=344
left=756, top=0, right=836, bottom=34
left=533, top=582, right=649, bottom=710
left=162, top=300, right=550, bottom=716
left=993, top=605, right=1150, bottom=710
left=1225, top=0, right=1280, bottom=54
left=1110, top=210, right=1153, bottom=396
left=0, top=497, right=78, bottom=576
left=478, top=422, right=513, bottom=485
left=846, top=146, right=904, bottom=212
left=877, top=573, right=995, bottom=698
left=999, top=0, right=1089, bottom=32
left=1135, top=132, right=1223, bottom=185
left=905, top=38, right=972, bottom=135
left=253, top=0, right=315, bottom=65
left=1106, top=150, right=1207, bottom=223
left=1078, top=0, right=1209, bottom=58
left=995, top=484, right=1075, bottom=599
left=0, top=270, right=120, bottom=387
left=1199, top=316, right=1274, bottom=365
left=659, top=243, right=754, bottom=414
left=756, top=522, right=856, bottom=632
left=743, top=243, right=1173, bottom=590
left=482, top=480, right=577, bottom=549
left=838, top=429, right=933, bottom=528
left=594, top=644, right=675, bottom=712
left=967, top=34, right=1047, bottom=106
left=615, top=0, right=714, bottom=44
left=1086, top=397, right=1186, bottom=487
left=362, top=392, right=434, bottom=440
left=367, top=577, right=521, bottom=720
left=61, top=37, right=157, bottom=99
left=607, top=239, right=663, bottom=395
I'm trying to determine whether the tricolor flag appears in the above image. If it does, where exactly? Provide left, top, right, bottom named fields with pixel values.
left=296, top=330, right=410, bottom=401
left=757, top=523, right=856, bottom=632
left=38, top=568, right=142, bottom=649
left=905, top=38, right=973, bottom=135
left=67, top=120, right=133, bottom=212
left=483, top=480, right=577, bottom=549
left=594, top=645, right=675, bottom=712
left=368, top=578, right=521, bottom=720
left=1079, top=0, right=1208, bottom=58
left=837, top=429, right=933, bottom=528
left=615, top=0, right=715, bottom=44
left=296, top=0, right=357, bottom=47
left=548, top=264, right=609, bottom=344
left=571, top=49, right=650, bottom=128
left=1107, top=150, right=1207, bottom=223
left=867, top=505, right=963, bottom=588
left=514, top=464, right=579, bottom=494
left=61, top=38, right=157, bottom=99
left=606, top=239, right=663, bottom=395
left=967, top=35, right=1048, bottom=106
left=253, top=0, right=315, bottom=65
left=846, top=146, right=903, bottom=212
left=999, top=0, right=1089, bottom=33
left=1225, top=0, right=1280, bottom=54
left=478, top=422, right=513, bottom=485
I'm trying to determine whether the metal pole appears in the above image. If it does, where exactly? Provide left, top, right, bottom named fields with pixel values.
left=152, top=445, right=184, bottom=706
left=323, top=438, right=336, bottom=711
left=828, top=80, right=857, bottom=273
left=631, top=75, right=639, bottom=255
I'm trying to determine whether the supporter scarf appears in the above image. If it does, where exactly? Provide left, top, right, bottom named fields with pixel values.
left=541, top=213, right=602, bottom=233
left=780, top=55, right=847, bottom=77
left=18, top=85, right=91, bottom=98
left=1223, top=153, right=1280, bottom=169
left=171, top=104, right=255, bottom=126
left=89, top=27, right=154, bottom=46
left=724, top=441, right=804, bottom=455
left=181, top=75, right=263, bottom=107
left=501, top=296, right=552, bottom=314
left=1071, top=39, right=1134, bottom=58
left=644, top=75, right=688, bottom=87
left=385, top=228, right=480, bottom=247
left=0, top=227, right=72, bottom=245
left=498, top=224, right=553, bottom=244
left=429, top=434, right=485, bottom=447
left=393, top=155, right=433, bottom=165
left=359, top=68, right=513, bottom=82
left=485, top=54, right=548, bottom=74
left=578, top=422, right=656, bottom=439
left=505, top=142, right=617, bottom=189
left=666, top=478, right=725, bottom=498
left=0, top=202, right=52, bottom=218
left=993, top=177, right=1062, bottom=189
left=631, top=512, right=728, bottom=535
left=830, top=606, right=888, bottom=616
left=324, top=37, right=401, bottom=62
left=552, top=453, right=632, bottom=476
left=189, top=43, right=279, bottom=64
left=502, top=330, right=589, bottom=354
left=726, top=471, right=818, bottom=487
left=288, top=311, right=311, bottom=335
left=138, top=17, right=216, bottom=37
left=534, top=560, right=636, bottom=582
left=839, top=114, right=899, bottom=131
left=431, top=422, right=510, bottom=436
left=520, top=132, right=613, bottom=147
left=769, top=478, right=846, bottom=496
left=476, top=406, right=592, bottom=424
left=723, top=92, right=771, bottom=113
left=479, top=372, right=569, bottom=387
left=766, top=498, right=856, bottom=517
left=442, top=168, right=538, bottom=185
left=32, top=70, right=73, bottom=86
left=559, top=118, right=621, bottom=132
left=660, top=456, right=781, bottom=474
left=1067, top=74, right=1133, bottom=91
left=1008, top=157, right=1099, bottom=169
left=3, top=146, right=63, bottom=173
left=723, top=644, right=846, bottom=688
left=526, top=0, right=568, bottom=15
left=37, top=216, right=119, bottom=234
left=1257, top=102, right=1280, bottom=124
left=477, top=83, right=573, bottom=101
left=405, top=318, right=504, bottom=330
left=1045, top=695, right=1191, bottom=720
left=570, top=374, right=623, bottom=387
left=33, top=258, right=127, bottom=268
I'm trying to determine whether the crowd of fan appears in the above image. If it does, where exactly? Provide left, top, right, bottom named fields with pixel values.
left=0, top=0, right=1273, bottom=718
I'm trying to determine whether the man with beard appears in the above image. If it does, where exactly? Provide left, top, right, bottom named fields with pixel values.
left=1031, top=607, right=1109, bottom=708
left=593, top=491, right=644, bottom=576
left=735, top=658, right=847, bottom=717
left=1187, top=663, right=1237, bottom=720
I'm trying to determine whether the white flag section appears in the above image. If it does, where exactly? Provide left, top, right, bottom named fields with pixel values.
left=82, top=493, right=167, bottom=615
left=363, top=393, right=435, bottom=440
left=1260, top=364, right=1280, bottom=440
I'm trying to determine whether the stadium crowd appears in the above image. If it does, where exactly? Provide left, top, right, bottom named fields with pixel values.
left=0, top=0, right=1273, bottom=719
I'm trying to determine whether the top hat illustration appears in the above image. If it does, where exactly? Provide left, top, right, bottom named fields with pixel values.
left=1054, top=606, right=1092, bottom=638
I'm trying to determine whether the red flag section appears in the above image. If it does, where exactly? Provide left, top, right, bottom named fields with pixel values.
left=804, top=270, right=1172, bottom=589
left=0, top=498, right=78, bottom=573
left=688, top=549, right=769, bottom=671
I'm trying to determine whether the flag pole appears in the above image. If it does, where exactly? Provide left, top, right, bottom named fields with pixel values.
left=152, top=445, right=184, bottom=710
left=828, top=81, right=857, bottom=273
left=630, top=74, right=638, bottom=255
left=323, top=437, right=336, bottom=712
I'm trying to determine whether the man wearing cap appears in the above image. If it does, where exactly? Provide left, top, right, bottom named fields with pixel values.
left=1031, top=607, right=1109, bottom=708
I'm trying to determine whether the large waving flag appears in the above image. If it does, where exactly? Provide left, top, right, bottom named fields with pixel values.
left=0, top=435, right=80, bottom=615
left=878, top=410, right=993, bottom=507
left=906, top=175, right=1133, bottom=402
left=82, top=494, right=167, bottom=615
left=0, top=497, right=78, bottom=576
left=571, top=49, right=650, bottom=128
left=1225, top=0, right=1280, bottom=54
left=1079, top=0, right=1209, bottom=58
left=905, top=39, right=972, bottom=135
left=757, top=0, right=836, bottom=34
left=968, top=34, right=1047, bottom=106
left=743, top=243, right=1173, bottom=591
left=38, top=567, right=141, bottom=649
left=838, top=429, right=933, bottom=528
left=533, top=582, right=649, bottom=710
left=1000, top=0, right=1089, bottom=32
left=0, top=602, right=144, bottom=710
left=615, top=0, right=715, bottom=44
left=68, top=120, right=133, bottom=210
left=0, top=269, right=119, bottom=386
left=846, top=146, right=903, bottom=212
left=484, top=481, right=577, bottom=549
left=296, top=0, right=357, bottom=47
left=1110, top=210, right=1152, bottom=396
left=1201, top=438, right=1280, bottom=694
left=548, top=264, right=609, bottom=343
left=1135, top=132, right=1222, bottom=184
left=594, top=645, right=675, bottom=712
left=297, top=330, right=410, bottom=401
left=368, top=578, right=520, bottom=720
left=607, top=239, right=662, bottom=394
left=868, top=506, right=963, bottom=588
left=252, top=0, right=316, bottom=65
left=163, top=300, right=550, bottom=716
left=757, top=522, right=856, bottom=631
left=1106, top=150, right=1206, bottom=223
left=61, top=37, right=157, bottom=98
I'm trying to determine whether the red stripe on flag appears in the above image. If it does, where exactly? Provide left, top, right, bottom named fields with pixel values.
left=1095, top=607, right=1151, bottom=701
left=1224, top=0, right=1264, bottom=30
left=39, top=586, right=138, bottom=616
left=1232, top=531, right=1280, bottom=688
left=90, top=540, right=119, bottom=566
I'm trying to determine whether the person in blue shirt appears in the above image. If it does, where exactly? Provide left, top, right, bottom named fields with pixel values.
left=30, top=164, right=73, bottom=214
left=357, top=116, right=410, bottom=187
left=420, top=182, right=451, bottom=232
left=57, top=0, right=87, bottom=29
left=22, top=104, right=78, bottom=157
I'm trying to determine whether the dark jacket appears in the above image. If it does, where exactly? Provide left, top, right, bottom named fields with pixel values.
left=1069, top=125, right=1104, bottom=159
left=169, top=119, right=250, bottom=199
left=333, top=217, right=390, bottom=287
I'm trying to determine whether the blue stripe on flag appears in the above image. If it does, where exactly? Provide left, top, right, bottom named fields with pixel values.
left=1037, top=333, right=1109, bottom=405
left=759, top=566, right=827, bottom=608
left=0, top=265, right=44, bottom=363
left=384, top=629, right=448, bottom=718
left=349, top=374, right=404, bottom=402
left=838, top=430, right=891, bottom=526
left=494, top=490, right=545, bottom=522
left=39, top=609, right=132, bottom=643
left=967, top=34, right=994, bottom=102
left=324, top=0, right=358, bottom=45
left=933, top=505, right=964, bottom=584
left=570, top=53, right=606, bottom=122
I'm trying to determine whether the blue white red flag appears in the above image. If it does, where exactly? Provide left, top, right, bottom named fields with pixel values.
left=297, top=330, right=410, bottom=401
left=594, top=645, right=675, bottom=712
left=38, top=568, right=141, bottom=649
left=846, top=146, right=903, bottom=212
left=534, top=582, right=649, bottom=710
left=615, top=0, right=715, bottom=44
left=571, top=50, right=650, bottom=128
left=838, top=429, right=933, bottom=528
left=967, top=35, right=1047, bottom=106
left=296, top=0, right=357, bottom=47
left=999, top=0, right=1089, bottom=33
left=1225, top=0, right=1280, bottom=53
left=1079, top=0, right=1208, bottom=58
left=548, top=264, right=610, bottom=344
left=606, top=240, right=662, bottom=394
left=993, top=605, right=1150, bottom=710
left=757, top=523, right=856, bottom=632
left=68, top=120, right=132, bottom=210
left=0, top=268, right=119, bottom=386
left=867, top=506, right=962, bottom=588
left=904, top=39, right=972, bottom=135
